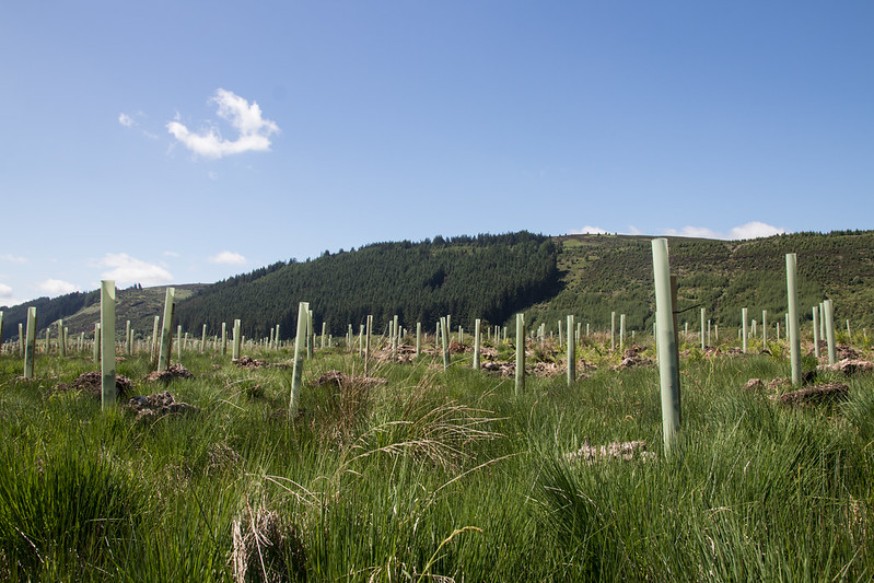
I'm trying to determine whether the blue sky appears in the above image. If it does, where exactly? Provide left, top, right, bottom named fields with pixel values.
left=1, top=1, right=872, bottom=307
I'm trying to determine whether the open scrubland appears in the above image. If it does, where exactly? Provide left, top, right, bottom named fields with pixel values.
left=1, top=332, right=873, bottom=582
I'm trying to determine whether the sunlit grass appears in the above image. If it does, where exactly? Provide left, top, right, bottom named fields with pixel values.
left=0, top=337, right=872, bottom=581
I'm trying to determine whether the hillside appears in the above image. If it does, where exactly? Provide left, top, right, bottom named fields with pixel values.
left=174, top=232, right=560, bottom=339
left=3, top=230, right=874, bottom=342
left=0, top=285, right=204, bottom=342
left=526, top=230, right=874, bottom=333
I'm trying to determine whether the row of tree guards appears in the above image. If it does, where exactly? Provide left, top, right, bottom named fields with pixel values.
left=0, top=241, right=848, bottom=451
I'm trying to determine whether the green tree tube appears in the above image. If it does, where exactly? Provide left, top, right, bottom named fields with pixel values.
left=289, top=301, right=309, bottom=416
left=44, top=327, right=50, bottom=354
left=812, top=306, right=820, bottom=359
left=610, top=311, right=616, bottom=351
left=158, top=288, right=175, bottom=371
left=58, top=319, right=66, bottom=357
left=762, top=310, right=768, bottom=346
left=93, top=323, right=100, bottom=363
left=232, top=319, right=241, bottom=361
left=321, top=321, right=327, bottom=349
left=364, top=315, right=373, bottom=375
left=816, top=303, right=824, bottom=341
left=176, top=326, right=183, bottom=361
left=391, top=315, right=398, bottom=360
left=652, top=239, right=681, bottom=455
left=741, top=308, right=748, bottom=354
left=100, top=281, right=116, bottom=407
left=824, top=299, right=836, bottom=365
left=23, top=307, right=37, bottom=379
left=306, top=310, right=313, bottom=359
left=473, top=318, right=481, bottom=370
left=18, top=323, right=23, bottom=357
left=619, top=314, right=626, bottom=351
left=566, top=314, right=575, bottom=386
left=150, top=316, right=160, bottom=364
left=700, top=308, right=706, bottom=350
left=200, top=324, right=207, bottom=353
left=0, top=310, right=3, bottom=354
left=221, top=322, right=227, bottom=356
left=439, top=317, right=450, bottom=371
left=515, top=313, right=525, bottom=396
left=416, top=322, right=422, bottom=358
left=786, top=254, right=801, bottom=386
left=122, top=320, right=129, bottom=355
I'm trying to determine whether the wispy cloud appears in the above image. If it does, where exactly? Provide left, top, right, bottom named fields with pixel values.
left=118, top=113, right=135, bottom=128
left=162, top=250, right=181, bottom=258
left=0, top=254, right=27, bottom=264
left=119, top=111, right=158, bottom=139
left=567, top=221, right=787, bottom=241
left=568, top=225, right=608, bottom=235
left=0, top=283, right=14, bottom=299
left=37, top=279, right=80, bottom=296
left=166, top=89, right=280, bottom=158
left=98, top=253, right=173, bottom=287
left=209, top=251, right=247, bottom=266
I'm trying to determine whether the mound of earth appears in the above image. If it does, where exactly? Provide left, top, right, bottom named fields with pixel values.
left=777, top=383, right=849, bottom=406
left=56, top=371, right=134, bottom=399
left=127, top=391, right=198, bottom=419
left=145, top=363, right=193, bottom=383
left=312, top=370, right=387, bottom=389
left=820, top=358, right=874, bottom=375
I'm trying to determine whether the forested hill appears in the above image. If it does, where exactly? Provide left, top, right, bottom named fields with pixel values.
left=175, top=232, right=560, bottom=339
left=525, top=230, right=874, bottom=333
left=4, top=230, right=874, bottom=342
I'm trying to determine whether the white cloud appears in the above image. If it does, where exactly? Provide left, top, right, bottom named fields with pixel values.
left=663, top=226, right=722, bottom=239
left=209, top=251, right=247, bottom=266
left=0, top=283, right=13, bottom=298
left=661, top=222, right=786, bottom=240
left=0, top=254, right=27, bottom=264
left=566, top=221, right=788, bottom=241
left=166, top=89, right=279, bottom=158
left=118, top=112, right=135, bottom=127
left=98, top=253, right=173, bottom=287
left=37, top=279, right=80, bottom=296
left=729, top=221, right=786, bottom=240
left=568, top=225, right=608, bottom=235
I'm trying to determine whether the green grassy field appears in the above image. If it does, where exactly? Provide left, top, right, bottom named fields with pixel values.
left=1, top=334, right=872, bottom=581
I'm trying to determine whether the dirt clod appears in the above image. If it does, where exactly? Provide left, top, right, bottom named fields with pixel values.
left=777, top=383, right=849, bottom=406
left=56, top=371, right=134, bottom=399
left=127, top=391, right=199, bottom=419
left=145, top=363, right=194, bottom=383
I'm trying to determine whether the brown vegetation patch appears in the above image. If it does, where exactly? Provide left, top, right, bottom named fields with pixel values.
left=234, top=356, right=268, bottom=368
left=768, top=377, right=791, bottom=390
left=481, top=361, right=515, bottom=377
left=777, top=383, right=849, bottom=406
left=837, top=345, right=862, bottom=360
left=821, top=358, right=874, bottom=375
left=614, top=346, right=653, bottom=370
left=312, top=370, right=387, bottom=389
left=127, top=391, right=199, bottom=419
left=55, top=371, right=134, bottom=399
left=743, top=378, right=765, bottom=390
left=145, top=363, right=194, bottom=383
left=231, top=501, right=307, bottom=583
